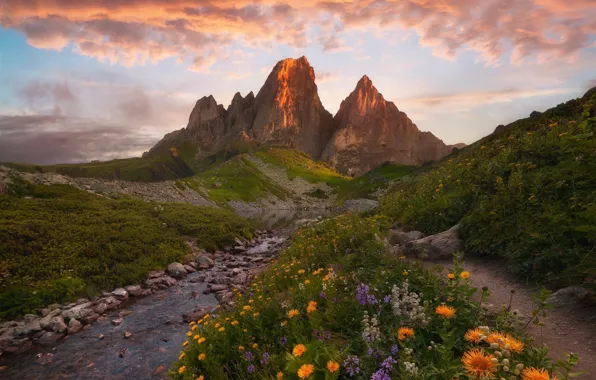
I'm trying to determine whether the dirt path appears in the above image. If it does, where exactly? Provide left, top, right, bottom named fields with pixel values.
left=433, top=257, right=596, bottom=378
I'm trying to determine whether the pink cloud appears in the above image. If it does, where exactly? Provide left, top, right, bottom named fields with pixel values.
left=1, top=0, right=594, bottom=69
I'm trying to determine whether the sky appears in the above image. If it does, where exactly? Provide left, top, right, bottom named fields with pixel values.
left=0, top=0, right=595, bottom=164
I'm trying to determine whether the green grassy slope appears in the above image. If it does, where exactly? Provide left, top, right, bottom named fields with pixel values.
left=4, top=142, right=198, bottom=182
left=381, top=91, right=596, bottom=288
left=0, top=179, right=252, bottom=319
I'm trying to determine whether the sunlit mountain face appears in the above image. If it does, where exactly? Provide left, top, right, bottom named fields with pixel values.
left=1, top=0, right=595, bottom=164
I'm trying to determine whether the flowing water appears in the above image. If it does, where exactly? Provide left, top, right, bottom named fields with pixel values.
left=0, top=272, right=218, bottom=380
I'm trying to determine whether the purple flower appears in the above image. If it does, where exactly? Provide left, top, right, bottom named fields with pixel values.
left=381, top=356, right=396, bottom=371
left=344, top=355, right=360, bottom=377
left=371, top=369, right=390, bottom=380
left=260, top=352, right=270, bottom=365
left=320, top=291, right=327, bottom=299
left=333, top=297, right=338, bottom=303
left=357, top=283, right=370, bottom=305
left=383, top=295, right=391, bottom=303
left=390, top=344, right=399, bottom=355
left=247, top=364, right=255, bottom=374
left=346, top=248, right=351, bottom=254
left=280, top=336, right=287, bottom=346
left=245, top=351, right=254, bottom=362
left=367, top=346, right=374, bottom=355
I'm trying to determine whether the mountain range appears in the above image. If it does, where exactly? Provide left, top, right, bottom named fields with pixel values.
left=148, top=56, right=463, bottom=175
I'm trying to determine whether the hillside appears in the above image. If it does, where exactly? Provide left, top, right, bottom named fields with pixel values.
left=381, top=88, right=596, bottom=289
left=0, top=178, right=252, bottom=319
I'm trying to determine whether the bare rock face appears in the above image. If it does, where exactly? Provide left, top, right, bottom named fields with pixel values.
left=251, top=56, right=335, bottom=158
left=322, top=75, right=451, bottom=175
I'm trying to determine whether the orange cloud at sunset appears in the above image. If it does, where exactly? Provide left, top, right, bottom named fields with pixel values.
left=1, top=0, right=595, bottom=70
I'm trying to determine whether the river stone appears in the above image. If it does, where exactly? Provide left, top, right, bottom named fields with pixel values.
left=167, top=262, right=188, bottom=279
left=209, top=284, right=229, bottom=292
left=36, top=331, right=64, bottom=346
left=94, top=302, right=108, bottom=315
left=196, top=255, right=214, bottom=269
left=184, top=264, right=196, bottom=273
left=3, top=338, right=32, bottom=355
left=112, top=288, right=129, bottom=300
left=67, top=319, right=83, bottom=334
left=111, top=318, right=124, bottom=326
left=405, top=224, right=463, bottom=260
left=62, top=302, right=93, bottom=321
left=14, top=319, right=42, bottom=336
left=147, top=270, right=165, bottom=279
left=102, top=296, right=121, bottom=310
left=182, top=306, right=214, bottom=323
left=145, top=275, right=177, bottom=290
left=124, top=285, right=143, bottom=297
left=40, top=315, right=67, bottom=333
left=345, top=199, right=379, bottom=212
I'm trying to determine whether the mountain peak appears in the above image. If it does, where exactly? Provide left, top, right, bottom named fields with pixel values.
left=357, top=75, right=373, bottom=87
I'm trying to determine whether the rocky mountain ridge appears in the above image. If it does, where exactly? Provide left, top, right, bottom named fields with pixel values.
left=148, top=56, right=462, bottom=174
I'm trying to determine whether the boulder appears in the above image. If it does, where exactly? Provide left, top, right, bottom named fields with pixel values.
left=124, top=285, right=143, bottom=297
left=196, top=255, right=215, bottom=269
left=101, top=296, right=122, bottom=310
left=147, top=270, right=165, bottom=279
left=145, top=275, right=177, bottom=290
left=36, top=332, right=64, bottom=346
left=167, top=262, right=188, bottom=279
left=182, top=306, right=214, bottom=323
left=112, top=288, right=129, bottom=300
left=3, top=338, right=32, bottom=355
left=405, top=224, right=463, bottom=260
left=184, top=265, right=196, bottom=273
left=547, top=286, right=588, bottom=307
left=209, top=284, right=229, bottom=292
left=62, top=302, right=93, bottom=321
left=14, top=319, right=42, bottom=336
left=94, top=302, right=108, bottom=315
left=67, top=319, right=83, bottom=334
left=40, top=315, right=67, bottom=333
left=389, top=230, right=424, bottom=246
left=344, top=199, right=379, bottom=213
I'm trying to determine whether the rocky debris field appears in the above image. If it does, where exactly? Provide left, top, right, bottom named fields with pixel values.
left=0, top=230, right=286, bottom=359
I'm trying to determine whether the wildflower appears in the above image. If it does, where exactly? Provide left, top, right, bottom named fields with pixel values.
left=398, top=326, right=415, bottom=341
left=231, top=320, right=239, bottom=326
left=198, top=353, right=206, bottom=361
left=371, top=369, right=390, bottom=380
left=464, top=328, right=484, bottom=344
left=252, top=343, right=258, bottom=349
left=448, top=273, right=455, bottom=279
left=390, top=344, right=399, bottom=355
left=383, top=295, right=391, bottom=303
left=183, top=340, right=189, bottom=347
left=179, top=352, right=185, bottom=360
left=462, top=348, right=497, bottom=378
left=327, top=360, right=339, bottom=372
left=198, top=337, right=206, bottom=344
left=280, top=336, right=287, bottom=346
left=549, top=123, right=557, bottom=128
left=403, top=270, right=409, bottom=275
left=248, top=365, right=255, bottom=374
left=435, top=305, right=456, bottom=319
left=238, top=345, right=245, bottom=351
left=292, top=344, right=307, bottom=357
left=297, top=364, right=315, bottom=379
left=307, top=301, right=317, bottom=314
left=522, top=367, right=551, bottom=380
left=320, top=291, right=326, bottom=299
left=197, top=376, right=204, bottom=380
left=276, top=372, right=284, bottom=379
left=260, top=352, right=270, bottom=365
left=253, top=312, right=259, bottom=318
left=288, top=309, right=299, bottom=318
left=344, top=355, right=360, bottom=377
left=529, top=194, right=536, bottom=201
left=243, top=305, right=252, bottom=311
left=460, top=271, right=470, bottom=279
left=178, top=366, right=186, bottom=374
left=298, top=269, right=305, bottom=274
left=218, top=327, right=225, bottom=332
left=245, top=351, right=254, bottom=362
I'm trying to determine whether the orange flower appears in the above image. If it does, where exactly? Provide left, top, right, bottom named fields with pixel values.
left=460, top=271, right=470, bottom=279
left=276, top=372, right=284, bottom=379
left=464, top=328, right=484, bottom=344
left=293, top=344, right=307, bottom=357
left=462, top=348, right=497, bottom=379
left=297, top=364, right=315, bottom=379
left=198, top=353, right=206, bottom=361
left=327, top=360, right=339, bottom=372
left=307, top=301, right=317, bottom=314
left=448, top=273, right=455, bottom=279
left=522, top=367, right=551, bottom=380
left=398, top=327, right=415, bottom=341
left=435, top=305, right=456, bottom=319
left=487, top=332, right=524, bottom=353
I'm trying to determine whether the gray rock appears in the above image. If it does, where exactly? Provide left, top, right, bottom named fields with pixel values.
left=102, top=296, right=121, bottom=310
left=389, top=230, right=424, bottom=245
left=183, top=306, right=214, bottom=323
left=36, top=332, right=64, bottom=346
left=405, top=224, right=463, bottom=260
left=345, top=199, right=379, bottom=212
left=14, top=319, right=42, bottom=336
left=184, top=264, right=196, bottom=273
left=547, top=286, right=588, bottom=307
left=3, top=338, right=32, bottom=355
left=112, top=288, right=129, bottom=300
left=167, top=262, right=188, bottom=279
left=62, top=302, right=93, bottom=321
left=196, top=255, right=215, bottom=269
left=40, top=315, right=67, bottom=333
left=231, top=268, right=243, bottom=275
left=124, top=285, right=143, bottom=297
left=147, top=270, right=165, bottom=279
left=67, top=319, right=83, bottom=334
left=209, top=284, right=229, bottom=292
left=94, top=303, right=108, bottom=315
left=145, top=275, right=177, bottom=290
left=111, top=318, right=124, bottom=326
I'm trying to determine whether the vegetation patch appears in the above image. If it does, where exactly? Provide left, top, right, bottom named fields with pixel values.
left=171, top=214, right=578, bottom=379
left=380, top=93, right=596, bottom=289
left=0, top=183, right=252, bottom=319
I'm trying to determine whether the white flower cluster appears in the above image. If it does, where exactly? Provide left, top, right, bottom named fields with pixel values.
left=281, top=301, right=288, bottom=309
left=361, top=311, right=381, bottom=343
left=390, top=280, right=429, bottom=326
left=403, top=361, right=419, bottom=376
left=298, top=283, right=305, bottom=290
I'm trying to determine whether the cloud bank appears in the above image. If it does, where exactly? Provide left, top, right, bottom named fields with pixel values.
left=2, top=0, right=595, bottom=70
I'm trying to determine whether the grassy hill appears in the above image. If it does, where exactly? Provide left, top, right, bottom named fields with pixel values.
left=381, top=90, right=596, bottom=289
left=0, top=178, right=252, bottom=319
